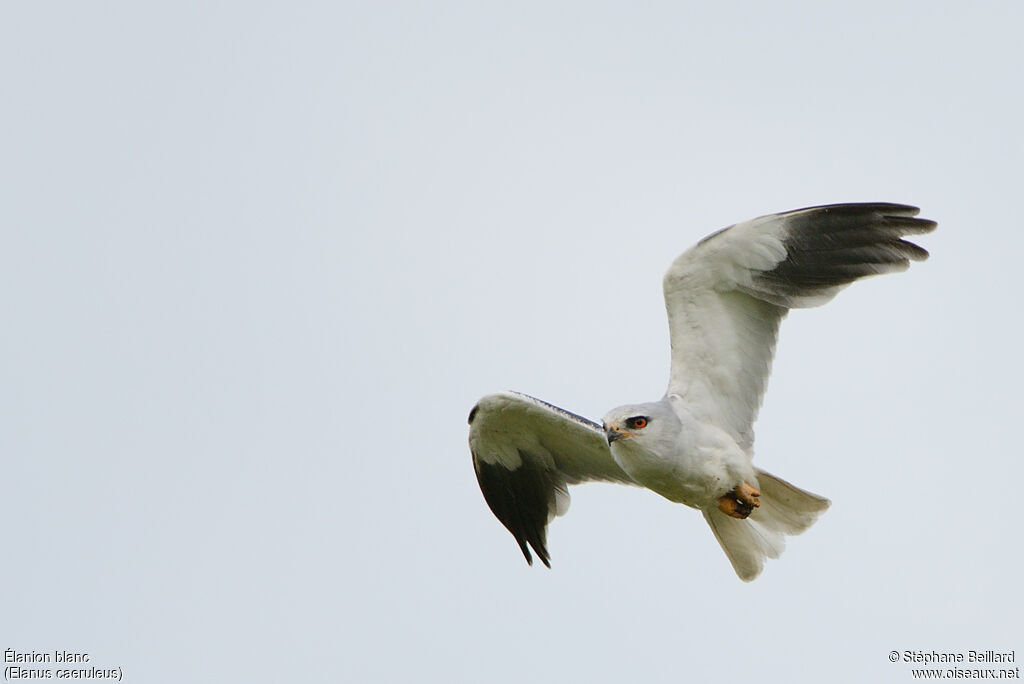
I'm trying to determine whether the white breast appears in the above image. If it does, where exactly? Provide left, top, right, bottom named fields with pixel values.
left=610, top=402, right=756, bottom=509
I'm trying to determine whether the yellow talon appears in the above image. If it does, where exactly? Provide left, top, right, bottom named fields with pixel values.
left=717, top=483, right=762, bottom=519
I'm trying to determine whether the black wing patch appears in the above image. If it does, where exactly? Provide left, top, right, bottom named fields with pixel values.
left=472, top=450, right=566, bottom=568
left=750, top=203, right=936, bottom=306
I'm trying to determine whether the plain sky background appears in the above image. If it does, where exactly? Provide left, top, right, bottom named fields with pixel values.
left=3, top=2, right=1022, bottom=683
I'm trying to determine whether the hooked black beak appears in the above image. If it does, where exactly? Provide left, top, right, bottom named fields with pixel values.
left=605, top=426, right=621, bottom=445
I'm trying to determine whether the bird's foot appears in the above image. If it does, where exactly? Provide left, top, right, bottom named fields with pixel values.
left=717, top=483, right=762, bottom=519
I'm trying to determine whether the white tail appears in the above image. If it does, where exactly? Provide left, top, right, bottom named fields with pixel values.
left=703, top=469, right=830, bottom=581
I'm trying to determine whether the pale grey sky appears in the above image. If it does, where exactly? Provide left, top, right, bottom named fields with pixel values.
left=2, top=2, right=1022, bottom=683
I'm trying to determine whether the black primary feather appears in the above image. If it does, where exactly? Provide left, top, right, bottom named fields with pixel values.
left=472, top=451, right=562, bottom=568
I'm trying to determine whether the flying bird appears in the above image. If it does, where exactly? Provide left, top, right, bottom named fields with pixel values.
left=469, top=203, right=935, bottom=581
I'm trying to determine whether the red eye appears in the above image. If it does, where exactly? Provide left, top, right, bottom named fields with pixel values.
left=628, top=416, right=648, bottom=429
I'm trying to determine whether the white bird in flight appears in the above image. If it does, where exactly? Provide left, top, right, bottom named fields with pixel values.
left=468, top=203, right=935, bottom=581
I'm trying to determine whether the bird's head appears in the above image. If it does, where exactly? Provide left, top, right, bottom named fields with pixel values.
left=601, top=400, right=680, bottom=457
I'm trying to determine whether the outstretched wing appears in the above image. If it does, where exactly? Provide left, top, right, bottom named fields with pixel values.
left=469, top=391, right=634, bottom=567
left=663, top=203, right=936, bottom=451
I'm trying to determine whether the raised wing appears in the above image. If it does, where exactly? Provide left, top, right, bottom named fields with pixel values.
left=469, top=391, right=634, bottom=567
left=663, top=203, right=936, bottom=451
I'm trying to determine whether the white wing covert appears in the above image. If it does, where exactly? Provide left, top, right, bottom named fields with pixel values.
left=663, top=203, right=936, bottom=452
left=469, top=391, right=634, bottom=567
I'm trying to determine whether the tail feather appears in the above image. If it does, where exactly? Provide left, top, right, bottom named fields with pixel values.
left=703, top=508, right=785, bottom=582
left=704, top=469, right=830, bottom=581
